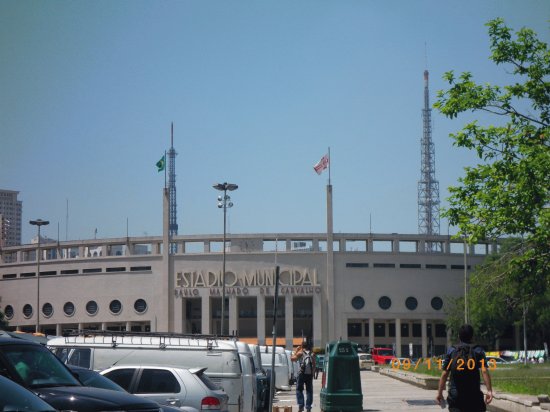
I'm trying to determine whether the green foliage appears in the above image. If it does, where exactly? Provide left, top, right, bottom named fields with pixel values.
left=435, top=19, right=550, bottom=335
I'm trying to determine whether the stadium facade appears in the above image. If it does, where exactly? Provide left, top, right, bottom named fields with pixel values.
left=0, top=191, right=495, bottom=357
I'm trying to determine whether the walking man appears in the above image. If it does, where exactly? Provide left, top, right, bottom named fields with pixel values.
left=291, top=340, right=316, bottom=412
left=436, top=324, right=494, bottom=411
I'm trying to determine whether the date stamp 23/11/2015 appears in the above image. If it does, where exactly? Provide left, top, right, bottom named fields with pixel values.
left=390, top=357, right=498, bottom=371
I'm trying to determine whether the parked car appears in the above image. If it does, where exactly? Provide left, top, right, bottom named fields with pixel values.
left=259, top=346, right=292, bottom=391
left=370, top=347, right=395, bottom=365
left=0, top=374, right=56, bottom=412
left=0, top=336, right=165, bottom=412
left=48, top=332, right=243, bottom=412
left=358, top=353, right=372, bottom=370
left=248, top=343, right=270, bottom=412
left=68, top=365, right=194, bottom=412
left=234, top=341, right=258, bottom=412
left=100, top=365, right=229, bottom=412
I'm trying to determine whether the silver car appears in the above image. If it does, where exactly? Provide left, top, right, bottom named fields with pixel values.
left=100, top=365, right=229, bottom=412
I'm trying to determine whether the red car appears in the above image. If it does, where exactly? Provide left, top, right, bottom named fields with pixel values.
left=370, top=347, right=395, bottom=365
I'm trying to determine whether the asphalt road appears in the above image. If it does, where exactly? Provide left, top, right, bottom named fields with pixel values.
left=272, top=369, right=443, bottom=412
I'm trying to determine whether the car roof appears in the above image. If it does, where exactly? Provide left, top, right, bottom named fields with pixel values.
left=0, top=336, right=38, bottom=346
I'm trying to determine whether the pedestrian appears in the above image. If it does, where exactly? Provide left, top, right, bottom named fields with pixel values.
left=436, top=324, right=494, bottom=411
left=291, top=339, right=316, bottom=412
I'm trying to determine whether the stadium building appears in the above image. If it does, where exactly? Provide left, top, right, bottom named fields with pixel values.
left=0, top=190, right=495, bottom=357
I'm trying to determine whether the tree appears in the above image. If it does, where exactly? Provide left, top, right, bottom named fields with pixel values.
left=435, top=19, right=550, bottom=330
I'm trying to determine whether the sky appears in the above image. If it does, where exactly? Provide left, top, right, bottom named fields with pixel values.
left=1, top=0, right=549, bottom=244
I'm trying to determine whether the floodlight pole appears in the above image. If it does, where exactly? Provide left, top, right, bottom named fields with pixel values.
left=30, top=219, right=49, bottom=333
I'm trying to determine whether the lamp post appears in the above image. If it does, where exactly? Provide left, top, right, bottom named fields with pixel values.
left=30, top=219, right=49, bottom=333
left=213, top=182, right=238, bottom=335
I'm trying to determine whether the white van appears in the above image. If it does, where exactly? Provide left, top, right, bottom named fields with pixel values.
left=48, top=333, right=244, bottom=412
left=258, top=345, right=291, bottom=391
left=233, top=342, right=257, bottom=412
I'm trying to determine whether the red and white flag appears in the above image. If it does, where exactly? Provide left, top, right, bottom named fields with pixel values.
left=313, top=153, right=329, bottom=175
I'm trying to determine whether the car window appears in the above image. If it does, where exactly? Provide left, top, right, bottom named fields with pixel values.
left=196, top=370, right=221, bottom=391
left=67, top=348, right=91, bottom=368
left=136, top=369, right=180, bottom=394
left=1, top=344, right=80, bottom=388
left=103, top=368, right=135, bottom=391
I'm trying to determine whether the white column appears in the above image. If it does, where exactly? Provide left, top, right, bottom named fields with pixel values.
left=174, top=296, right=184, bottom=333
left=395, top=318, right=402, bottom=357
left=312, top=291, right=323, bottom=348
left=285, top=295, right=294, bottom=349
left=56, top=324, right=62, bottom=336
left=257, top=295, right=266, bottom=345
left=369, top=318, right=375, bottom=349
left=228, top=295, right=238, bottom=336
left=202, top=296, right=211, bottom=334
left=446, top=327, right=452, bottom=349
left=125, top=321, right=131, bottom=332
left=421, top=319, right=428, bottom=358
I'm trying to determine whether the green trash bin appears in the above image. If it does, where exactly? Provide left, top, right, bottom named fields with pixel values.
left=320, top=340, right=363, bottom=412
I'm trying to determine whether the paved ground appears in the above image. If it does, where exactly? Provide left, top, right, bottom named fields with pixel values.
left=272, top=369, right=443, bottom=412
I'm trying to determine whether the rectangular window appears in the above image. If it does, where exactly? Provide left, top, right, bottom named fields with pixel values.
left=426, top=264, right=447, bottom=269
left=373, top=263, right=395, bottom=268
left=106, top=267, right=126, bottom=273
left=130, top=266, right=152, bottom=271
left=346, top=263, right=369, bottom=268
left=412, top=323, right=422, bottom=337
left=60, top=269, right=79, bottom=274
left=401, top=323, right=409, bottom=337
left=389, top=323, right=395, bottom=337
left=400, top=263, right=421, bottom=269
left=435, top=323, right=447, bottom=338
left=364, top=322, right=369, bottom=336
left=83, top=268, right=101, bottom=273
left=348, top=323, right=362, bottom=337
left=374, top=323, right=386, bottom=337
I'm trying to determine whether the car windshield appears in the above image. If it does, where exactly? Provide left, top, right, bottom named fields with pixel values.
left=2, top=344, right=81, bottom=388
left=377, top=349, right=394, bottom=356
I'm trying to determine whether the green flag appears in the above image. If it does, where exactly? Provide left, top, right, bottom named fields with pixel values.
left=156, top=155, right=165, bottom=172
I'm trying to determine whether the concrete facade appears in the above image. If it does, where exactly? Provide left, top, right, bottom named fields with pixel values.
left=0, top=232, right=492, bottom=356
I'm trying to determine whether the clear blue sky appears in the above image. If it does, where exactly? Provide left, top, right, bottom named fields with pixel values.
left=1, top=0, right=549, bottom=244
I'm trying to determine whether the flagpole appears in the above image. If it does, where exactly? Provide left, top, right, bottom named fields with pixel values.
left=328, top=147, right=331, bottom=185
left=164, top=150, right=167, bottom=189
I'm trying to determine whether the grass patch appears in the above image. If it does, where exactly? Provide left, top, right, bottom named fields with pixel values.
left=383, top=361, right=550, bottom=396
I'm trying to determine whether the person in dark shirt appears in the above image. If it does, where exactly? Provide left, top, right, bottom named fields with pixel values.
left=436, top=324, right=494, bottom=411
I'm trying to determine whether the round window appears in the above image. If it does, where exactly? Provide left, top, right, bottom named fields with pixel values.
left=63, top=302, right=75, bottom=316
left=109, top=300, right=122, bottom=315
left=405, top=297, right=418, bottom=311
left=23, top=304, right=33, bottom=318
left=4, top=305, right=14, bottom=319
left=86, top=301, right=98, bottom=315
left=378, top=296, right=391, bottom=310
left=431, top=297, right=443, bottom=311
left=351, top=296, right=365, bottom=310
left=134, top=299, right=148, bottom=314
left=42, top=302, right=53, bottom=317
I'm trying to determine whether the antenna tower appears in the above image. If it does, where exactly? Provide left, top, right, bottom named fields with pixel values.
left=418, top=70, right=441, bottom=251
left=168, top=123, right=178, bottom=254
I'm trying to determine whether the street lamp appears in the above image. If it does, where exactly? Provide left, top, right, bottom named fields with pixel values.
left=213, top=182, right=238, bottom=335
left=30, top=219, right=49, bottom=333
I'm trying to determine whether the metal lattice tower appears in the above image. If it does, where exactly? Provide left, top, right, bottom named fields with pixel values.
left=168, top=123, right=178, bottom=254
left=418, top=70, right=441, bottom=249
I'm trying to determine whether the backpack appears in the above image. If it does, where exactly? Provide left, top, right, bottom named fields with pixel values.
left=299, top=351, right=313, bottom=375
left=447, top=344, right=485, bottom=409
left=449, top=344, right=479, bottom=373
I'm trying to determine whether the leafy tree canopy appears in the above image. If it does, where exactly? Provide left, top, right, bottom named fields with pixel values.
left=435, top=18, right=549, bottom=305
